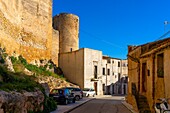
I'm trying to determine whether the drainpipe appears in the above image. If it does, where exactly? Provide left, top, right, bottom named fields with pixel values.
left=106, top=64, right=107, bottom=94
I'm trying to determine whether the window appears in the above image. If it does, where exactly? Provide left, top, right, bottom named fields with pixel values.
left=108, top=69, right=110, bottom=75
left=94, top=66, right=97, bottom=78
left=91, top=89, right=95, bottom=91
left=75, top=88, right=81, bottom=91
left=157, top=53, right=164, bottom=78
left=118, top=61, right=120, bottom=67
left=112, top=60, right=114, bottom=64
left=107, top=59, right=111, bottom=63
left=113, top=72, right=114, bottom=76
left=123, top=63, right=128, bottom=67
left=103, top=68, right=105, bottom=75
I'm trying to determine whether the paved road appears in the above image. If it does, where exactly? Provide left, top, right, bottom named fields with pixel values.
left=69, top=96, right=131, bottom=113
left=51, top=97, right=92, bottom=113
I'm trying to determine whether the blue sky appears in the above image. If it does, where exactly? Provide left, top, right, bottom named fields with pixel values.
left=53, top=0, right=170, bottom=59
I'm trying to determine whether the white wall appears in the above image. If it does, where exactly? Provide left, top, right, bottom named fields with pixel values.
left=84, top=48, right=103, bottom=95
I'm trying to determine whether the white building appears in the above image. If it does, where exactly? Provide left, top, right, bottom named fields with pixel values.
left=102, top=56, right=128, bottom=95
left=59, top=48, right=128, bottom=95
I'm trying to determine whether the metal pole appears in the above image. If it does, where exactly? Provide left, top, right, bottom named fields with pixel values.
left=106, top=64, right=107, bottom=94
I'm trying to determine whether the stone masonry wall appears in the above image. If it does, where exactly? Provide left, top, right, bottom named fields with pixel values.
left=0, top=0, right=52, bottom=62
left=52, top=29, right=59, bottom=66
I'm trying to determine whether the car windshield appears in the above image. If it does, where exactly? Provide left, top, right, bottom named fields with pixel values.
left=51, top=89, right=63, bottom=94
left=91, top=89, right=95, bottom=91
left=83, top=88, right=90, bottom=91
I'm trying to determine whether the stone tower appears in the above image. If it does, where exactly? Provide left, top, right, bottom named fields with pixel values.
left=53, top=13, right=79, bottom=53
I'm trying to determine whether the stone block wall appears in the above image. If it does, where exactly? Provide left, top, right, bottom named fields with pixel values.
left=51, top=29, right=59, bottom=66
left=0, top=0, right=52, bottom=62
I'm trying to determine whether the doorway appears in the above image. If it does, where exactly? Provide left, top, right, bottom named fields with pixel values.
left=94, top=82, right=97, bottom=95
left=142, top=63, right=147, bottom=92
left=123, top=84, right=126, bottom=94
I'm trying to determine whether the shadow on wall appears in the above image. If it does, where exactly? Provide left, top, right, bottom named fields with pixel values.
left=105, top=76, right=128, bottom=95
left=131, top=83, right=151, bottom=113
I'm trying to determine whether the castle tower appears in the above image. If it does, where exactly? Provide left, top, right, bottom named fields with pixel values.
left=53, top=13, right=79, bottom=53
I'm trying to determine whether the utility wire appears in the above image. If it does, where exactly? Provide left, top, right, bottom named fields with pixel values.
left=155, top=21, right=170, bottom=41
left=155, top=30, right=170, bottom=41
left=55, top=15, right=126, bottom=49
left=80, top=29, right=125, bottom=49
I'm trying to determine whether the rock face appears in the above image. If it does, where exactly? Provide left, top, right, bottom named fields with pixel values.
left=0, top=90, right=44, bottom=113
left=36, top=75, right=79, bottom=90
left=0, top=0, right=52, bottom=62
left=5, top=56, right=14, bottom=72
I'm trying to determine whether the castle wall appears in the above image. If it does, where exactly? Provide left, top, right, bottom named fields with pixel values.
left=52, top=29, right=59, bottom=66
left=0, top=0, right=52, bottom=62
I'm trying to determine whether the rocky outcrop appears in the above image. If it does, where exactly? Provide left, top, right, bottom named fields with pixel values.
left=5, top=56, right=14, bottom=72
left=0, top=0, right=52, bottom=63
left=0, top=90, right=44, bottom=113
left=36, top=75, right=79, bottom=91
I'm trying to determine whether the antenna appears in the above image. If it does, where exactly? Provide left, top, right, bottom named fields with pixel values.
left=164, top=21, right=169, bottom=33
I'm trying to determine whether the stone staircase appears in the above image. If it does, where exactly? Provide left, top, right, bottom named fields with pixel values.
left=137, top=95, right=151, bottom=113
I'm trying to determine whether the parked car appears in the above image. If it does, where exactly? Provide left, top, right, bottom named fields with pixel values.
left=49, top=88, right=75, bottom=105
left=83, top=88, right=96, bottom=97
left=66, top=87, right=83, bottom=101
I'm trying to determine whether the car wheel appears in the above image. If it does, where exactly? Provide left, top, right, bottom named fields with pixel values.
left=65, top=99, right=68, bottom=105
left=93, top=94, right=95, bottom=97
left=75, top=95, right=80, bottom=101
left=87, top=94, right=89, bottom=97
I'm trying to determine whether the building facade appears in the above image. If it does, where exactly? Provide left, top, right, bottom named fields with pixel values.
left=59, top=48, right=128, bottom=95
left=59, top=48, right=103, bottom=95
left=127, top=38, right=170, bottom=112
left=102, top=56, right=128, bottom=95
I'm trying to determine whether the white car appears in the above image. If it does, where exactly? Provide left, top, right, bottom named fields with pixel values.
left=83, top=88, right=96, bottom=97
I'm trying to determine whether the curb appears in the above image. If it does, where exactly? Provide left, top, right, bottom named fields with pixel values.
left=64, top=98, right=95, bottom=113
left=122, top=101, right=138, bottom=113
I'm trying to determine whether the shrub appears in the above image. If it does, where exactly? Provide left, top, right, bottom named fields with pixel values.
left=10, top=56, right=18, bottom=64
left=0, top=66, right=40, bottom=92
left=0, top=58, right=5, bottom=63
left=43, top=96, right=57, bottom=113
left=18, top=55, right=27, bottom=66
left=13, top=63, right=25, bottom=73
left=49, top=64, right=53, bottom=69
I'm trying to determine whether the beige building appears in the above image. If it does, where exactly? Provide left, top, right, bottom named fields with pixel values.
left=127, top=37, right=170, bottom=112
left=59, top=48, right=128, bottom=95
left=59, top=48, right=103, bottom=95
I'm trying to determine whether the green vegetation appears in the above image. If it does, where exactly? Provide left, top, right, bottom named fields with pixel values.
left=11, top=55, right=65, bottom=80
left=0, top=64, right=57, bottom=113
left=0, top=65, right=40, bottom=92
left=43, top=96, right=57, bottom=113
left=0, top=51, right=58, bottom=113
left=0, top=48, right=7, bottom=64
